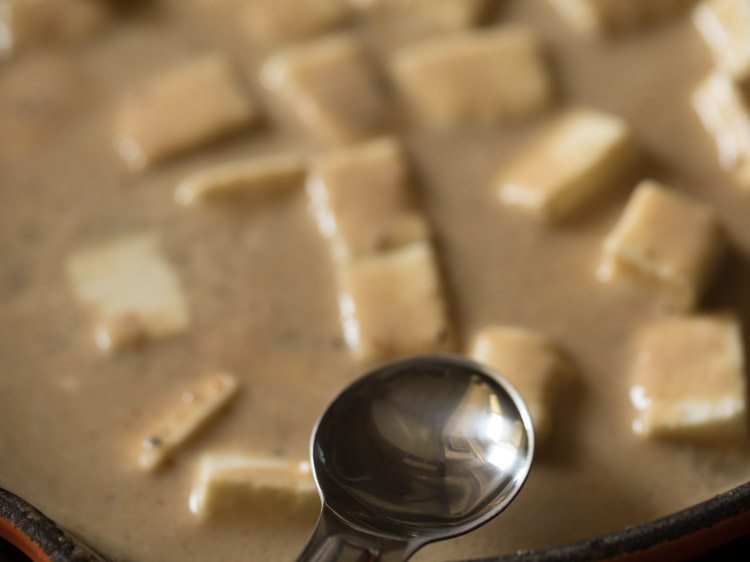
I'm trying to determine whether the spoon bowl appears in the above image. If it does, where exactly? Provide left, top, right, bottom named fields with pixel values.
left=299, top=354, right=535, bottom=562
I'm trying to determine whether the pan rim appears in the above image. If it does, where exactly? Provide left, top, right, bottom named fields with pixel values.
left=2, top=481, right=750, bottom=561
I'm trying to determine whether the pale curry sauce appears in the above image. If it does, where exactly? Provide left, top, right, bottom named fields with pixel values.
left=1, top=1, right=750, bottom=561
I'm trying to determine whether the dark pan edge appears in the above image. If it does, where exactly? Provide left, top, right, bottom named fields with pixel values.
left=477, top=480, right=750, bottom=562
left=2, top=482, right=750, bottom=561
left=0, top=488, right=110, bottom=562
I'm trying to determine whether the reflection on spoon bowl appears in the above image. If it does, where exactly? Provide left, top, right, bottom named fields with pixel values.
left=298, top=353, right=535, bottom=562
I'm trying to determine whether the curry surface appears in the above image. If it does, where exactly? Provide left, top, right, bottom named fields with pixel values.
left=1, top=1, right=750, bottom=561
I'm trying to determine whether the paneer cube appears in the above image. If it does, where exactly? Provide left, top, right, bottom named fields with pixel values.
left=694, top=0, right=750, bottom=91
left=392, top=27, right=553, bottom=126
left=240, top=0, right=351, bottom=45
left=66, top=232, right=190, bottom=350
left=598, top=181, right=725, bottom=310
left=0, top=0, right=108, bottom=58
left=138, top=373, right=240, bottom=471
left=546, top=0, right=694, bottom=37
left=630, top=315, right=747, bottom=440
left=189, top=454, right=318, bottom=518
left=498, top=109, right=637, bottom=222
left=470, top=327, right=567, bottom=441
left=174, top=153, right=306, bottom=206
left=114, top=54, right=257, bottom=170
left=693, top=72, right=750, bottom=187
left=348, top=0, right=491, bottom=31
left=339, top=241, right=452, bottom=361
left=261, top=35, right=388, bottom=144
left=307, top=138, right=428, bottom=262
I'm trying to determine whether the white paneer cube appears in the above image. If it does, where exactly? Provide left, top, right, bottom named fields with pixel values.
left=189, top=454, right=318, bottom=518
left=138, top=373, right=240, bottom=471
left=694, top=0, right=750, bottom=91
left=693, top=72, right=750, bottom=187
left=0, top=0, right=108, bottom=58
left=348, top=0, right=490, bottom=31
left=392, top=27, right=553, bottom=126
left=470, top=327, right=567, bottom=441
left=598, top=181, right=725, bottom=310
left=630, top=315, right=747, bottom=440
left=307, top=138, right=428, bottom=262
left=114, top=54, right=257, bottom=171
left=174, top=153, right=306, bottom=206
left=261, top=35, right=388, bottom=144
left=66, top=233, right=190, bottom=350
left=498, top=109, right=637, bottom=222
left=339, top=241, right=452, bottom=361
left=240, top=0, right=351, bottom=45
left=546, top=0, right=693, bottom=37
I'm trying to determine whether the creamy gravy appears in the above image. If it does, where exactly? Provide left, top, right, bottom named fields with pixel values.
left=1, top=1, right=750, bottom=561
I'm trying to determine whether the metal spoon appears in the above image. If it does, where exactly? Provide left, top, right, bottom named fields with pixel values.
left=297, top=354, right=535, bottom=562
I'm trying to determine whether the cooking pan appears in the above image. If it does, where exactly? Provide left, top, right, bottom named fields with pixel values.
left=1, top=481, right=749, bottom=561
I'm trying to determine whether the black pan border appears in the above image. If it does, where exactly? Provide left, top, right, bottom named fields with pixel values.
left=2, top=482, right=750, bottom=562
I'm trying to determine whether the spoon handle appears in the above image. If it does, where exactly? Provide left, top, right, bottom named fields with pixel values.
left=297, top=505, right=415, bottom=562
